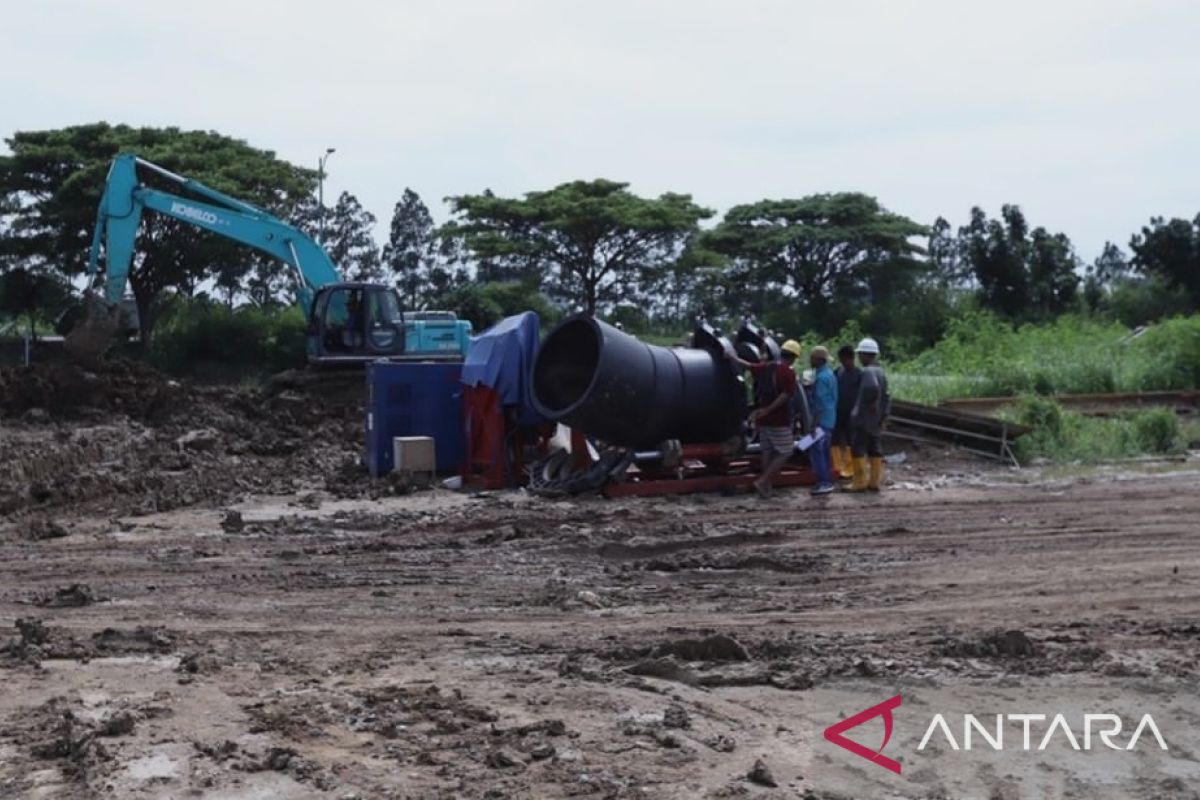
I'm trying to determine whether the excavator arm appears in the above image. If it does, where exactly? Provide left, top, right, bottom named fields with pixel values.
left=69, top=153, right=470, bottom=367
left=86, top=154, right=339, bottom=316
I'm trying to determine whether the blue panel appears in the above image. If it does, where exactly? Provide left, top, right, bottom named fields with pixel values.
left=365, top=362, right=465, bottom=477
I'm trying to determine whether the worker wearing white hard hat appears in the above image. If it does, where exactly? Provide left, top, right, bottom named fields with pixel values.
left=856, top=337, right=880, bottom=355
left=832, top=344, right=860, bottom=481
left=846, top=337, right=890, bottom=492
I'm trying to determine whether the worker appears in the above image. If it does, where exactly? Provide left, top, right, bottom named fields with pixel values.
left=846, top=337, right=891, bottom=492
left=343, top=290, right=365, bottom=351
left=832, top=344, right=861, bottom=480
left=808, top=345, right=838, bottom=495
left=727, top=339, right=803, bottom=498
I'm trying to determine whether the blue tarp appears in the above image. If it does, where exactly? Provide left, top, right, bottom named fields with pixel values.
left=460, top=311, right=543, bottom=424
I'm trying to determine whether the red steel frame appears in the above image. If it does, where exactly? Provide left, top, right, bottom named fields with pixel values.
left=602, top=450, right=816, bottom=499
left=563, top=429, right=816, bottom=499
left=603, top=466, right=816, bottom=498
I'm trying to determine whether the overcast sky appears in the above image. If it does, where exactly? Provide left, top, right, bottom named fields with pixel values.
left=3, top=0, right=1198, bottom=261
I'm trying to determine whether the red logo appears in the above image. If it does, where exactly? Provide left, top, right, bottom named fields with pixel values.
left=823, top=694, right=903, bottom=774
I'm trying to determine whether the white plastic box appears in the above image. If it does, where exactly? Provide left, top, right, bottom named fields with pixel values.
left=393, top=436, right=436, bottom=486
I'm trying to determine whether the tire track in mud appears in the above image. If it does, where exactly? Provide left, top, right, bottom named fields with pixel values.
left=1, top=470, right=1197, bottom=799
left=595, top=529, right=789, bottom=559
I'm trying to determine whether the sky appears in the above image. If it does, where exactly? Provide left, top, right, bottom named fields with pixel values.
left=2, top=0, right=1198, bottom=261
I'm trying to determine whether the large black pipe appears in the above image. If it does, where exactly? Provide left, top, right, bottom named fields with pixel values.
left=531, top=315, right=747, bottom=448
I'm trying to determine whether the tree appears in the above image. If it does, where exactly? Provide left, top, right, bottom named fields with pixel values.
left=292, top=191, right=382, bottom=282
left=928, top=216, right=971, bottom=287
left=442, top=180, right=711, bottom=315
left=432, top=283, right=504, bottom=331
left=244, top=256, right=292, bottom=309
left=958, top=205, right=1029, bottom=317
left=1027, top=227, right=1080, bottom=315
left=0, top=124, right=314, bottom=340
left=1083, top=241, right=1129, bottom=312
left=0, top=267, right=73, bottom=341
left=1129, top=215, right=1200, bottom=308
left=702, top=193, right=927, bottom=331
left=1093, top=241, right=1131, bottom=285
left=955, top=205, right=1080, bottom=319
left=382, top=189, right=437, bottom=310
left=653, top=235, right=731, bottom=325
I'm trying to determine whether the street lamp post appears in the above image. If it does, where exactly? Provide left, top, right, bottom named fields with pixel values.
left=318, top=147, right=336, bottom=241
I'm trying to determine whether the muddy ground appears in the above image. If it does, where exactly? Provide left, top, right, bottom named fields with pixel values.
left=1, top=362, right=1198, bottom=799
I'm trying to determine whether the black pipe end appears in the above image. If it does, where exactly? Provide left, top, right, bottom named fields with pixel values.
left=531, top=314, right=602, bottom=419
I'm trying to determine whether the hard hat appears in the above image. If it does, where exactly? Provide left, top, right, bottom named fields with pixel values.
left=856, top=337, right=880, bottom=355
left=780, top=339, right=803, bottom=358
left=810, top=345, right=830, bottom=361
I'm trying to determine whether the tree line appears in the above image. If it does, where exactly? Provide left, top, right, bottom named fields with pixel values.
left=2, top=123, right=1198, bottom=356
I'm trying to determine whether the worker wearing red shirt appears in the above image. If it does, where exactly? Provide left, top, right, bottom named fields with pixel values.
left=728, top=339, right=802, bottom=498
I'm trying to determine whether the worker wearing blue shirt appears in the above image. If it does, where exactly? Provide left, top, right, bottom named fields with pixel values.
left=809, top=346, right=838, bottom=495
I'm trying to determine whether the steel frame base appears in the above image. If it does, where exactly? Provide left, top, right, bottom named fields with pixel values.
left=602, top=465, right=816, bottom=499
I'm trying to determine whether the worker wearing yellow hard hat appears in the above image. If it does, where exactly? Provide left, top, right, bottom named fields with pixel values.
left=726, top=338, right=802, bottom=498
left=808, top=345, right=838, bottom=495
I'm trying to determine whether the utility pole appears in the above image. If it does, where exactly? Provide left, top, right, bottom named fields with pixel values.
left=318, top=147, right=336, bottom=241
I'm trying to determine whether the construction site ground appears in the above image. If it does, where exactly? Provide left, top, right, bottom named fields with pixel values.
left=1, top=362, right=1198, bottom=799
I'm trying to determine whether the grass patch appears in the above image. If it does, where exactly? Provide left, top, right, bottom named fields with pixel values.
left=890, top=312, right=1200, bottom=404
left=1181, top=417, right=1200, bottom=450
left=640, top=332, right=690, bottom=347
left=1005, top=397, right=1186, bottom=464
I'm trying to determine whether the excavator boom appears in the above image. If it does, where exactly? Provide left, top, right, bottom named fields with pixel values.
left=68, top=154, right=470, bottom=366
left=87, top=154, right=339, bottom=314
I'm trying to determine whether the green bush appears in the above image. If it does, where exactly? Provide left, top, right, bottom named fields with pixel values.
left=434, top=284, right=504, bottom=332
left=1007, top=397, right=1183, bottom=464
left=1013, top=395, right=1065, bottom=440
left=1010, top=396, right=1066, bottom=462
left=1130, top=407, right=1182, bottom=454
left=1108, top=276, right=1192, bottom=328
left=429, top=280, right=563, bottom=333
left=609, top=304, right=651, bottom=332
left=148, top=299, right=306, bottom=379
left=1125, top=315, right=1200, bottom=391
left=479, top=282, right=561, bottom=328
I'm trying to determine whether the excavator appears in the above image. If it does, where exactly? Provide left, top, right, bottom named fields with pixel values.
left=65, top=154, right=471, bottom=367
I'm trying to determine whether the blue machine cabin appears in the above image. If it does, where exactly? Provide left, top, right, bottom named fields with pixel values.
left=365, top=362, right=466, bottom=476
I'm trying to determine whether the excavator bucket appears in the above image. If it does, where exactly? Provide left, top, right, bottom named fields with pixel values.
left=63, top=293, right=121, bottom=368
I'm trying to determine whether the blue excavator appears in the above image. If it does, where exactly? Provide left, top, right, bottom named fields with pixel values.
left=66, top=154, right=471, bottom=366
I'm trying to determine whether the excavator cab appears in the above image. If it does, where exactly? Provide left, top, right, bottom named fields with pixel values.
left=307, top=283, right=408, bottom=365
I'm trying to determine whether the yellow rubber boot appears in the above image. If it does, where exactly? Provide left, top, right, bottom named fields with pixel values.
left=868, top=457, right=884, bottom=492
left=839, top=446, right=855, bottom=479
left=846, top=457, right=869, bottom=492
left=831, top=445, right=845, bottom=478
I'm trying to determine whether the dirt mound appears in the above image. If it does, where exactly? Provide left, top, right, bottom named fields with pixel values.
left=0, top=360, right=182, bottom=422
left=0, top=360, right=373, bottom=519
left=24, top=697, right=113, bottom=779
left=655, top=634, right=750, bottom=662
left=939, top=628, right=1039, bottom=659
left=32, top=584, right=97, bottom=608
